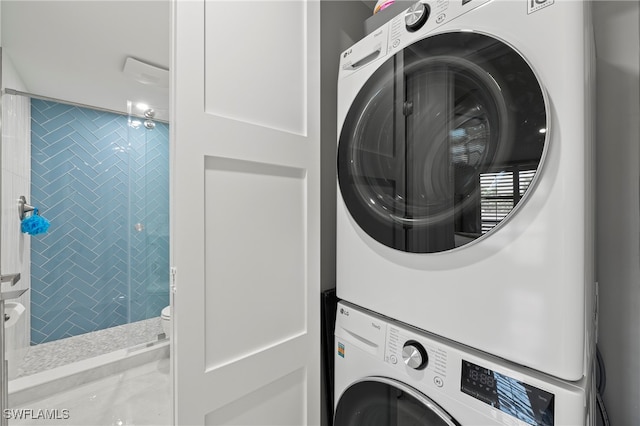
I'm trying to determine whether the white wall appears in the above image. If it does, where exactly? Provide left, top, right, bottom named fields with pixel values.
left=320, top=3, right=372, bottom=424
left=1, top=50, right=31, bottom=379
left=593, top=1, right=640, bottom=425
left=321, top=0, right=372, bottom=294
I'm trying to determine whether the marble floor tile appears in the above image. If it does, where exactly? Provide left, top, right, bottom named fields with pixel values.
left=19, top=318, right=165, bottom=378
left=9, top=358, right=171, bottom=426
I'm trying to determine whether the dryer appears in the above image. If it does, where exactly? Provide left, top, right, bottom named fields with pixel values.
left=334, top=301, right=594, bottom=426
left=335, top=0, right=596, bottom=381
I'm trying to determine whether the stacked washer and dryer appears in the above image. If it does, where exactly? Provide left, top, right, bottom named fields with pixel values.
left=334, top=0, right=596, bottom=425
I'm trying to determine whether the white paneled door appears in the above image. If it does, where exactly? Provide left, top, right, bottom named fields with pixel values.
left=171, top=1, right=321, bottom=424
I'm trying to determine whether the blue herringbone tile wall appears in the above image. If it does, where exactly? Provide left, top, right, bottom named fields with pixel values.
left=30, top=99, right=169, bottom=344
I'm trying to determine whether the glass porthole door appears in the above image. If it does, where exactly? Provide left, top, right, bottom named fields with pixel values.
left=334, top=378, right=459, bottom=426
left=338, top=32, right=547, bottom=253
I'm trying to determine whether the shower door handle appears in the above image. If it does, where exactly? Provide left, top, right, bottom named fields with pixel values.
left=0, top=273, right=21, bottom=286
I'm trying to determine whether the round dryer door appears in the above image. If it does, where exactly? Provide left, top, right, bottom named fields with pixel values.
left=338, top=32, right=547, bottom=253
left=334, top=377, right=458, bottom=426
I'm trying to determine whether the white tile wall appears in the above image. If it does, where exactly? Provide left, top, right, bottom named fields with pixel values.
left=2, top=52, right=31, bottom=379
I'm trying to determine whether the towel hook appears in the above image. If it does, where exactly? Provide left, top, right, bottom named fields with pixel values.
left=18, top=196, right=35, bottom=220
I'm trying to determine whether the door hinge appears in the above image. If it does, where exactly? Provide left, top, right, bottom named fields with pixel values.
left=403, top=101, right=414, bottom=116
left=594, top=281, right=599, bottom=344
left=170, top=267, right=177, bottom=294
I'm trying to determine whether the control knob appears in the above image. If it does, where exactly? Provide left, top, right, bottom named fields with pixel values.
left=405, top=2, right=430, bottom=32
left=402, top=340, right=428, bottom=370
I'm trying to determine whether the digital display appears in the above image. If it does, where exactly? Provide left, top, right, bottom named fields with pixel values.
left=461, top=360, right=554, bottom=426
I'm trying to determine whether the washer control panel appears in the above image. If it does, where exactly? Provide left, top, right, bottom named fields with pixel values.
left=402, top=340, right=428, bottom=370
left=384, top=325, right=449, bottom=390
left=336, top=302, right=578, bottom=426
left=461, top=359, right=555, bottom=426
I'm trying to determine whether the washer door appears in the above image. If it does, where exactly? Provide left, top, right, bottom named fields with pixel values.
left=334, top=377, right=459, bottom=426
left=338, top=32, right=547, bottom=253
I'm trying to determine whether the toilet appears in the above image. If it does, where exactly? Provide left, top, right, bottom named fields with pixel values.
left=161, top=305, right=171, bottom=338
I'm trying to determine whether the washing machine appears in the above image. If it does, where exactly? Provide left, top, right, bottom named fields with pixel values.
left=334, top=301, right=594, bottom=426
left=336, top=0, right=595, bottom=381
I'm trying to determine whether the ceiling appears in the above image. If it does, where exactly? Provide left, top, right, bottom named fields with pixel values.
left=1, top=1, right=170, bottom=121
left=0, top=1, right=382, bottom=123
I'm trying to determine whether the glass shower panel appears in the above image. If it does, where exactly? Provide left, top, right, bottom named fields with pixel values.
left=26, top=98, right=169, bottom=353
left=126, top=105, right=170, bottom=328
left=1, top=96, right=171, bottom=381
left=30, top=100, right=133, bottom=344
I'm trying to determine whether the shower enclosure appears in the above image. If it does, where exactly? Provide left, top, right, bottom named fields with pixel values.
left=126, top=103, right=170, bottom=325
left=9, top=96, right=170, bottom=378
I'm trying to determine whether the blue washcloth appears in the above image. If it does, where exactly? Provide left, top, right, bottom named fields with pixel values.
left=21, top=208, right=50, bottom=235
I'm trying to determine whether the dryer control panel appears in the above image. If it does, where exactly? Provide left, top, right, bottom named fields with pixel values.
left=386, top=0, right=492, bottom=57
left=338, top=0, right=492, bottom=80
